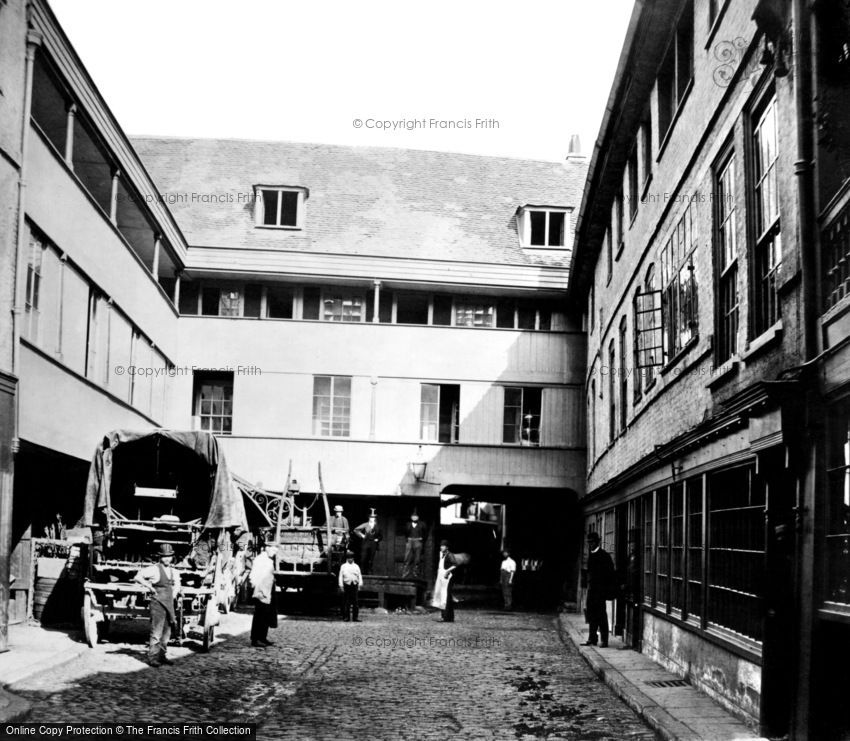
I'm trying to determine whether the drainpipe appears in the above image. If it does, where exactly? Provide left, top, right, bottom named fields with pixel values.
left=793, top=0, right=817, bottom=362
left=790, top=0, right=817, bottom=736
left=1, top=27, right=42, bottom=653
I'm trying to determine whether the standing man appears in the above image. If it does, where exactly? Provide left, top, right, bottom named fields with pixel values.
left=352, top=511, right=382, bottom=575
left=134, top=543, right=181, bottom=667
left=248, top=541, right=278, bottom=648
left=582, top=532, right=616, bottom=648
left=500, top=549, right=517, bottom=610
left=329, top=505, right=350, bottom=550
left=338, top=551, right=362, bottom=622
left=401, top=512, right=427, bottom=579
left=431, top=540, right=458, bottom=622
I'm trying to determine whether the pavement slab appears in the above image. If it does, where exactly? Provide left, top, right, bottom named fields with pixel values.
left=558, top=612, right=769, bottom=741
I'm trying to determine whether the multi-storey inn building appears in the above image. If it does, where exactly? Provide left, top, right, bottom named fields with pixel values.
left=0, top=0, right=588, bottom=647
left=132, top=136, right=588, bottom=591
left=0, top=0, right=187, bottom=644
left=568, top=0, right=850, bottom=738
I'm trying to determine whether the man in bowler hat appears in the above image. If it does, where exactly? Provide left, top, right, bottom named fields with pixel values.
left=582, top=532, right=616, bottom=648
left=352, top=511, right=382, bottom=574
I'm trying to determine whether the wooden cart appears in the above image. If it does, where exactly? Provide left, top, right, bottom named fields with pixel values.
left=80, top=430, right=248, bottom=651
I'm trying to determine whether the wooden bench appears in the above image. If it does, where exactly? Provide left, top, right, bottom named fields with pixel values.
left=360, top=576, right=425, bottom=609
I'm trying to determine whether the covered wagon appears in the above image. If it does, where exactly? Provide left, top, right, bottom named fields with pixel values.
left=80, top=430, right=248, bottom=650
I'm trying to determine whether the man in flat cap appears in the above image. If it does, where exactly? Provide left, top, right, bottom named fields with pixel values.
left=329, top=504, right=350, bottom=550
left=134, top=543, right=182, bottom=667
left=338, top=551, right=362, bottom=622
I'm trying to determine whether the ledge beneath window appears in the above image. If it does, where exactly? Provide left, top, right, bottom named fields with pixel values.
left=255, top=224, right=303, bottom=231
left=742, top=320, right=783, bottom=362
left=659, top=335, right=699, bottom=377
left=706, top=357, right=740, bottom=390
left=821, top=292, right=850, bottom=327
left=818, top=604, right=850, bottom=624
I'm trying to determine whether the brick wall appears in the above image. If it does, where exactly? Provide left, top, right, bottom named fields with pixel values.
left=582, top=0, right=804, bottom=494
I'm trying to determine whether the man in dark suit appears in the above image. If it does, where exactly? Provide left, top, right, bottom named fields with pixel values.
left=401, top=513, right=427, bottom=578
left=582, top=531, right=616, bottom=648
left=352, top=512, right=382, bottom=575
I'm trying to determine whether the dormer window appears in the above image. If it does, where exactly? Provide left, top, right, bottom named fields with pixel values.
left=517, top=206, right=570, bottom=248
left=254, top=186, right=307, bottom=229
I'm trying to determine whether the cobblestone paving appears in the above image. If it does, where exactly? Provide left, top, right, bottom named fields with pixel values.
left=13, top=609, right=658, bottom=741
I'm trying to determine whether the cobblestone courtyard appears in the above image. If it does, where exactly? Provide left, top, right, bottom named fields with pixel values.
left=11, top=609, right=658, bottom=740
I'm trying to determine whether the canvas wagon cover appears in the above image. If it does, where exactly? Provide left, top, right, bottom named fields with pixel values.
left=83, top=430, right=247, bottom=530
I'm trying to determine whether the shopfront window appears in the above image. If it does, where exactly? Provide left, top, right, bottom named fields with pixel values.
left=827, top=402, right=850, bottom=604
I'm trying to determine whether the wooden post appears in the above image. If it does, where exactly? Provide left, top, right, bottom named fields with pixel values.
left=109, top=170, right=120, bottom=225
left=372, top=280, right=381, bottom=323
left=152, top=235, right=161, bottom=279
left=64, top=103, right=76, bottom=169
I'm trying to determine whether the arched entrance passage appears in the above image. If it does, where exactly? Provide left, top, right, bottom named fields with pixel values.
left=438, top=485, right=582, bottom=609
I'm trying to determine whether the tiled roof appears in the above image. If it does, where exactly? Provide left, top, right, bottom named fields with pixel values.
left=131, top=137, right=587, bottom=268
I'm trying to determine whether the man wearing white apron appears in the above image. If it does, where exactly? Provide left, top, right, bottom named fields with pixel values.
left=431, top=540, right=458, bottom=622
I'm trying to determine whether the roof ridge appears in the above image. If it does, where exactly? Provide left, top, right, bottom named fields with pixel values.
left=129, top=134, right=588, bottom=168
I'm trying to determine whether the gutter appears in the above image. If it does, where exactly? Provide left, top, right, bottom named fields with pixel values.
left=567, top=0, right=645, bottom=307
left=11, top=30, right=41, bottom=434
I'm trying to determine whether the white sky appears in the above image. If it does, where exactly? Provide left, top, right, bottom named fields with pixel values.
left=49, top=0, right=633, bottom=163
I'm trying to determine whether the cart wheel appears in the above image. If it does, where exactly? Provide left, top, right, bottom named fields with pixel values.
left=81, top=593, right=99, bottom=647
left=202, top=625, right=215, bottom=652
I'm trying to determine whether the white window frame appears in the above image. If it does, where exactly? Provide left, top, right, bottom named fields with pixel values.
left=254, top=185, right=307, bottom=229
left=321, top=290, right=366, bottom=322
left=502, top=386, right=542, bottom=446
left=518, top=206, right=571, bottom=248
left=312, top=375, right=352, bottom=437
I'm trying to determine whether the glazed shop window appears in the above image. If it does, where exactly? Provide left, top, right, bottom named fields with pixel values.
left=827, top=402, right=850, bottom=604
left=707, top=465, right=765, bottom=642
